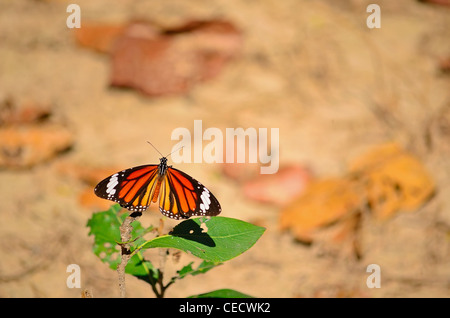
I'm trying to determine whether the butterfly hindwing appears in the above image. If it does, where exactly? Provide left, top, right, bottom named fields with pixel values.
left=160, top=167, right=222, bottom=219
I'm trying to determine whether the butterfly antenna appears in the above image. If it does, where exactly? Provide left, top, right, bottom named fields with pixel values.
left=146, top=141, right=164, bottom=157
left=165, top=145, right=185, bottom=159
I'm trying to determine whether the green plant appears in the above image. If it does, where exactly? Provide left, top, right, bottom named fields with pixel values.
left=87, top=204, right=265, bottom=298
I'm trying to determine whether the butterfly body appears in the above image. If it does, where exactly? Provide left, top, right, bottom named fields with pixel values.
left=94, top=157, right=221, bottom=219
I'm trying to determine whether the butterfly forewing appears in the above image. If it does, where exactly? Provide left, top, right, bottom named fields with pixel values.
left=94, top=165, right=159, bottom=213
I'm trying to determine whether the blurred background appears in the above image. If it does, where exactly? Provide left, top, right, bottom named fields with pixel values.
left=0, top=0, right=449, bottom=297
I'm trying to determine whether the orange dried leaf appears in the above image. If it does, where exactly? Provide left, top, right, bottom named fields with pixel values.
left=0, top=124, right=73, bottom=169
left=279, top=143, right=435, bottom=247
left=73, top=23, right=129, bottom=53
left=349, top=143, right=435, bottom=220
left=279, top=178, right=361, bottom=242
left=79, top=187, right=113, bottom=211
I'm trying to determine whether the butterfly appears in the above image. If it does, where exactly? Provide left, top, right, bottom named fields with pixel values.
left=94, top=146, right=222, bottom=220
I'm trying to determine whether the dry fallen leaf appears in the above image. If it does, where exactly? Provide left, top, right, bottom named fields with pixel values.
left=279, top=142, right=435, bottom=248
left=0, top=98, right=73, bottom=169
left=349, top=143, right=435, bottom=220
left=0, top=124, right=73, bottom=169
left=74, top=19, right=242, bottom=96
left=78, top=187, right=113, bottom=211
left=110, top=20, right=242, bottom=96
left=110, top=36, right=189, bottom=96
left=242, top=165, right=313, bottom=206
left=74, top=21, right=160, bottom=54
left=279, top=177, right=361, bottom=243
left=417, top=0, right=450, bottom=7
left=439, top=56, right=450, bottom=74
left=220, top=138, right=262, bottom=182
left=74, top=23, right=128, bottom=54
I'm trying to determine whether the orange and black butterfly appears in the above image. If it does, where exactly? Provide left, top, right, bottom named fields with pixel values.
left=94, top=146, right=221, bottom=220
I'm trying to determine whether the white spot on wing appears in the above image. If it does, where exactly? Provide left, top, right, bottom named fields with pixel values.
left=200, top=188, right=211, bottom=211
left=106, top=174, right=119, bottom=196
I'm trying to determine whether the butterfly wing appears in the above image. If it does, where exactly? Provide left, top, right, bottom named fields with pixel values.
left=158, top=167, right=222, bottom=219
left=94, top=164, right=160, bottom=213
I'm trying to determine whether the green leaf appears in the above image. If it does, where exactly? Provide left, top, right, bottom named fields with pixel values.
left=86, top=205, right=123, bottom=270
left=87, top=204, right=155, bottom=275
left=138, top=217, right=265, bottom=262
left=176, top=260, right=221, bottom=280
left=188, top=289, right=254, bottom=298
left=126, top=252, right=159, bottom=285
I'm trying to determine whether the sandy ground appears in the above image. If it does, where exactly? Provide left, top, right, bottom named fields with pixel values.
left=0, top=0, right=449, bottom=298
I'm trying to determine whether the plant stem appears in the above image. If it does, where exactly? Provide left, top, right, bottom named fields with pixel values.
left=117, top=213, right=139, bottom=298
left=155, top=248, right=169, bottom=298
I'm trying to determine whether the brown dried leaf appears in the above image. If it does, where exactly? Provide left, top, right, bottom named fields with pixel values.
left=110, top=36, right=189, bottom=96
left=242, top=165, right=313, bottom=206
left=417, top=0, right=450, bottom=7
left=221, top=138, right=262, bottom=182
left=74, top=19, right=242, bottom=96
left=109, top=20, right=242, bottom=96
left=439, top=56, right=450, bottom=74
